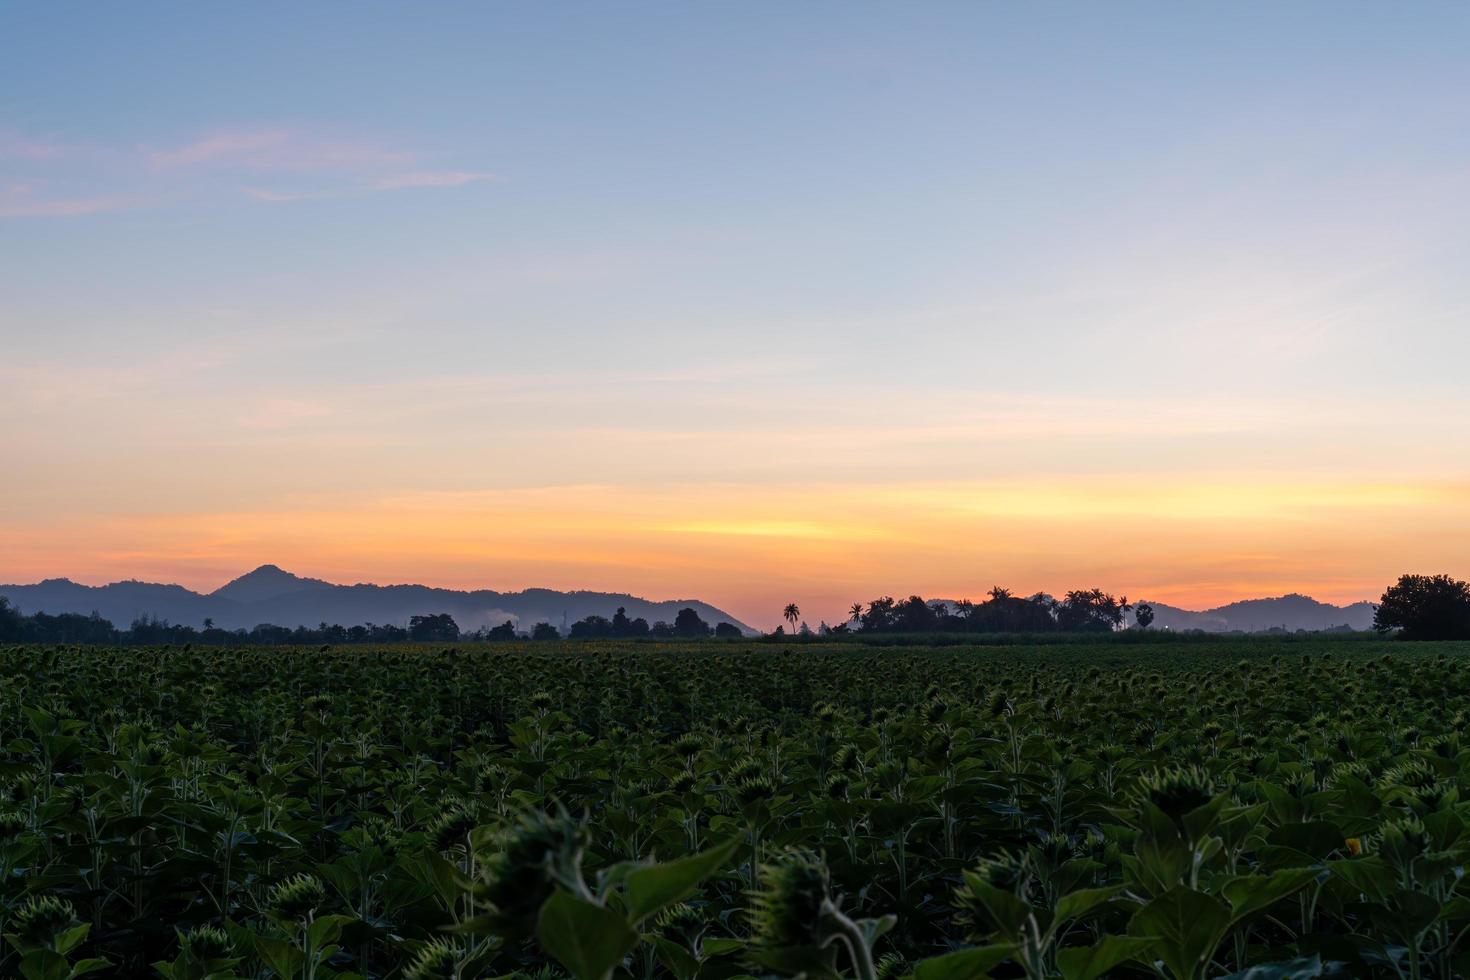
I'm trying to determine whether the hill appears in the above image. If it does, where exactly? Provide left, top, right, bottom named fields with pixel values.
left=0, top=566, right=753, bottom=635
left=1143, top=593, right=1376, bottom=632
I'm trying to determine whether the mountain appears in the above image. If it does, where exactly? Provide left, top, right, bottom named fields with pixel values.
left=0, top=566, right=754, bottom=635
left=1142, top=594, right=1376, bottom=633
left=210, top=564, right=332, bottom=604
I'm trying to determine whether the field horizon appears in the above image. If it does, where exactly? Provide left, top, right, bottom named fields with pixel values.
left=1, top=561, right=1386, bottom=635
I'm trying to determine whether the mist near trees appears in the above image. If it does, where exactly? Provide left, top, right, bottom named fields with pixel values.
left=0, top=597, right=743, bottom=646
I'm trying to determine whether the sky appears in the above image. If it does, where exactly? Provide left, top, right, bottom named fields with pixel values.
left=4, top=3, right=1470, bottom=628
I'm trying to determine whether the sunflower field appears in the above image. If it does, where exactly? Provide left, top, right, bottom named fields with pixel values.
left=3, top=638, right=1469, bottom=979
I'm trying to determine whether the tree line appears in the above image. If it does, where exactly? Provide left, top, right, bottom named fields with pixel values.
left=776, top=573, right=1470, bottom=639
left=5, top=572, right=1467, bottom=644
left=0, top=597, right=744, bottom=645
left=779, top=588, right=1154, bottom=636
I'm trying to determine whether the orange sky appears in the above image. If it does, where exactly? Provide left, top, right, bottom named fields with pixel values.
left=6, top=341, right=1470, bottom=628
left=5, top=475, right=1467, bottom=627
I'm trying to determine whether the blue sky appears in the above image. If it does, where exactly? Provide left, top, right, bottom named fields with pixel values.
left=4, top=4, right=1470, bottom=624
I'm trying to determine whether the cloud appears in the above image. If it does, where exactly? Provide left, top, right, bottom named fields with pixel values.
left=0, top=183, right=138, bottom=218
left=242, top=187, right=323, bottom=203
left=243, top=170, right=497, bottom=203
left=0, top=130, right=63, bottom=160
left=374, top=171, right=497, bottom=190
left=150, top=127, right=408, bottom=172
left=237, top=398, right=335, bottom=430
left=0, top=125, right=495, bottom=217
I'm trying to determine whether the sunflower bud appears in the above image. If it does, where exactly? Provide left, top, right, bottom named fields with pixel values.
left=967, top=851, right=1027, bottom=891
left=1137, top=766, right=1217, bottom=830
left=179, top=924, right=234, bottom=962
left=11, top=896, right=81, bottom=952
left=748, top=848, right=831, bottom=949
left=656, top=901, right=707, bottom=942
left=955, top=852, right=1030, bottom=938
left=672, top=733, right=704, bottom=758
left=735, top=775, right=777, bottom=808
left=475, top=807, right=586, bottom=938
left=429, top=800, right=482, bottom=853
left=876, top=952, right=910, bottom=980
left=728, top=757, right=763, bottom=784
left=404, top=937, right=469, bottom=980
left=268, top=873, right=327, bottom=920
left=0, top=808, right=26, bottom=839
left=1378, top=815, right=1431, bottom=866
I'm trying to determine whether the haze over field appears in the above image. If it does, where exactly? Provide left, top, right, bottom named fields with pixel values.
left=4, top=4, right=1469, bottom=628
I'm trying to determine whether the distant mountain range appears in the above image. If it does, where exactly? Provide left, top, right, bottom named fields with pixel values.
left=0, top=566, right=1377, bottom=636
left=0, top=565, right=753, bottom=635
left=1141, top=594, right=1376, bottom=633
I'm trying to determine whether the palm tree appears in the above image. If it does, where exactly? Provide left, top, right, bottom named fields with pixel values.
left=783, top=604, right=801, bottom=632
left=849, top=603, right=863, bottom=622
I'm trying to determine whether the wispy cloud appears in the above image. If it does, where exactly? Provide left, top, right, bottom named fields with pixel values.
left=238, top=397, right=335, bottom=430
left=149, top=127, right=407, bottom=172
left=242, top=187, right=323, bottom=203
left=374, top=171, right=496, bottom=190
left=243, top=170, right=497, bottom=203
left=0, top=182, right=139, bottom=218
left=0, top=130, right=64, bottom=160
left=0, top=125, right=496, bottom=219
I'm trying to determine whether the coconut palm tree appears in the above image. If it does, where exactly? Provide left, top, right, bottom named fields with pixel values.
left=783, top=604, right=801, bottom=632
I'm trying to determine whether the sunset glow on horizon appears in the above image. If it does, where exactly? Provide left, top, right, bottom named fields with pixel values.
left=5, top=4, right=1470, bottom=629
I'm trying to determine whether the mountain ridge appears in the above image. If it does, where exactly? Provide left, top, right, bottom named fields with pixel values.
left=0, top=566, right=753, bottom=635
left=1, top=567, right=1379, bottom=635
left=1141, top=593, right=1376, bottom=632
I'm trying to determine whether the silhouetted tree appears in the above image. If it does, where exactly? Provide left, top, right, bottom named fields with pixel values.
left=485, top=620, right=517, bottom=641
left=569, top=615, right=612, bottom=639
left=610, top=607, right=650, bottom=637
left=1134, top=602, right=1155, bottom=630
left=1374, top=574, right=1470, bottom=640
left=783, top=603, right=800, bottom=632
left=1055, top=589, right=1127, bottom=632
left=612, top=606, right=632, bottom=633
left=673, top=607, right=711, bottom=637
left=861, top=597, right=897, bottom=632
left=897, top=595, right=937, bottom=631
left=408, top=613, right=460, bottom=643
left=531, top=622, right=561, bottom=641
left=0, top=597, right=24, bottom=641
left=714, top=621, right=743, bottom=637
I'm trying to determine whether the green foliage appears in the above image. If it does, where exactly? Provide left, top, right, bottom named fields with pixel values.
left=0, top=636, right=1469, bottom=979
